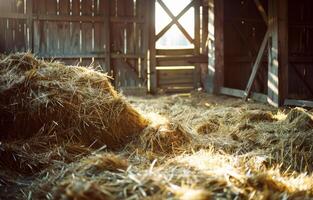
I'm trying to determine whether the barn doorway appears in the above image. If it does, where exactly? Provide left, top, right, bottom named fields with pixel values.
left=154, top=0, right=208, bottom=93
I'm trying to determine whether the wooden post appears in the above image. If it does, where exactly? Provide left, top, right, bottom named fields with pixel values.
left=27, top=0, right=33, bottom=52
left=207, top=0, right=214, bottom=93
left=213, top=0, right=224, bottom=94
left=149, top=0, right=157, bottom=94
left=194, top=0, right=201, bottom=89
left=268, top=0, right=288, bottom=107
left=104, top=0, right=111, bottom=74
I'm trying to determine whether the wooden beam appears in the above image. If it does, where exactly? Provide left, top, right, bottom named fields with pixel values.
left=284, top=99, right=313, bottom=108
left=253, top=0, right=268, bottom=25
left=104, top=0, right=111, bottom=75
left=0, top=13, right=145, bottom=24
left=157, top=0, right=194, bottom=43
left=213, top=0, right=224, bottom=94
left=267, top=0, right=288, bottom=107
left=243, top=28, right=270, bottom=101
left=148, top=0, right=157, bottom=94
left=193, top=0, right=201, bottom=88
left=27, top=0, right=33, bottom=52
left=220, top=87, right=268, bottom=103
left=156, top=0, right=195, bottom=41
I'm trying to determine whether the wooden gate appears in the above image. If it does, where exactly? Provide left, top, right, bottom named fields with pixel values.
left=0, top=0, right=149, bottom=91
left=151, top=0, right=208, bottom=93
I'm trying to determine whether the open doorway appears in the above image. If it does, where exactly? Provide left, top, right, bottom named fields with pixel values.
left=154, top=0, right=208, bottom=93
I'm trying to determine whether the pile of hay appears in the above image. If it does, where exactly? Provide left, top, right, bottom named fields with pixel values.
left=0, top=53, right=148, bottom=148
left=0, top=53, right=149, bottom=173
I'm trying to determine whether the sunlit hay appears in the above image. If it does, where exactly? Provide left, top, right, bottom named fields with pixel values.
left=167, top=150, right=313, bottom=200
left=241, top=110, right=275, bottom=123
left=196, top=119, right=220, bottom=135
left=0, top=53, right=149, bottom=149
left=140, top=123, right=192, bottom=154
left=86, top=153, right=128, bottom=172
left=284, top=107, right=313, bottom=131
left=273, top=110, right=287, bottom=121
left=170, top=186, right=212, bottom=200
left=53, top=179, right=113, bottom=200
left=247, top=173, right=289, bottom=193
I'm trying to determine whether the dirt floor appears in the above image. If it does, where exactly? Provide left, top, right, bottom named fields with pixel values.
left=2, top=90, right=313, bottom=199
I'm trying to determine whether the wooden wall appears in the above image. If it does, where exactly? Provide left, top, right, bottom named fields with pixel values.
left=288, top=0, right=313, bottom=100
left=0, top=0, right=150, bottom=90
left=223, top=0, right=268, bottom=94
left=0, top=0, right=29, bottom=52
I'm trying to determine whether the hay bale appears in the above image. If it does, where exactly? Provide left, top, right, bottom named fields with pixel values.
left=284, top=108, right=313, bottom=131
left=0, top=53, right=149, bottom=149
left=196, top=119, right=220, bottom=135
left=241, top=110, right=275, bottom=123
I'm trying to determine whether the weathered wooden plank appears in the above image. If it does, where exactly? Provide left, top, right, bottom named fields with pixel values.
left=46, top=0, right=57, bottom=55
left=156, top=49, right=194, bottom=55
left=284, top=99, right=313, bottom=108
left=148, top=0, right=157, bottom=93
left=5, top=19, right=14, bottom=52
left=194, top=0, right=201, bottom=89
left=207, top=0, right=214, bottom=92
left=243, top=28, right=270, bottom=101
left=156, top=59, right=193, bottom=66
left=202, top=4, right=209, bottom=54
left=14, top=0, right=26, bottom=51
left=33, top=0, right=45, bottom=54
left=268, top=0, right=288, bottom=107
left=26, top=0, right=33, bottom=51
left=159, top=82, right=194, bottom=88
left=220, top=87, right=268, bottom=103
left=213, top=0, right=224, bottom=94
left=140, top=0, right=149, bottom=81
left=0, top=18, right=4, bottom=52
left=117, top=0, right=133, bottom=17
left=95, top=0, right=109, bottom=72
left=158, top=78, right=194, bottom=85
left=81, top=0, right=93, bottom=54
left=58, top=0, right=70, bottom=55
left=103, top=0, right=112, bottom=75
left=71, top=0, right=81, bottom=55
left=0, top=0, right=10, bottom=52
left=253, top=0, right=268, bottom=25
left=158, top=69, right=194, bottom=77
left=156, top=0, right=195, bottom=41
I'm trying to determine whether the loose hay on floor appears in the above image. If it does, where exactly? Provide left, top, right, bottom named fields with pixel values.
left=1, top=53, right=313, bottom=200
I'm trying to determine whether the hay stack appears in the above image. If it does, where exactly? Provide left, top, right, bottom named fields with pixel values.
left=0, top=53, right=149, bottom=149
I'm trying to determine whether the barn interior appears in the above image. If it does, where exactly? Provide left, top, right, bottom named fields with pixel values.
left=0, top=0, right=313, bottom=199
